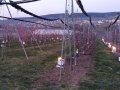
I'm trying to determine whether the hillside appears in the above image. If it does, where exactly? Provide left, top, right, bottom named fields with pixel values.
left=42, top=12, right=120, bottom=19
left=0, top=12, right=119, bottom=23
left=8, top=12, right=120, bottom=20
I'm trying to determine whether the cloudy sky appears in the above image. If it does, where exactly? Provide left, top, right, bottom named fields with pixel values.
left=0, top=0, right=120, bottom=18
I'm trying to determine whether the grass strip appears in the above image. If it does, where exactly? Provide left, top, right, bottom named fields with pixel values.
left=78, top=40, right=120, bottom=90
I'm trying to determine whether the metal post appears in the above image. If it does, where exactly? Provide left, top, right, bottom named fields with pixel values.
left=67, top=12, right=72, bottom=70
left=15, top=26, right=29, bottom=60
left=59, top=0, right=68, bottom=81
left=87, top=26, right=90, bottom=48
left=5, top=0, right=29, bottom=60
left=61, top=0, right=68, bottom=59
left=1, top=40, right=5, bottom=61
left=1, top=47, right=4, bottom=60
left=119, top=24, right=120, bottom=49
left=71, top=0, right=77, bottom=65
left=59, top=65, right=62, bottom=81
left=65, top=0, right=72, bottom=70
left=1, top=46, right=5, bottom=61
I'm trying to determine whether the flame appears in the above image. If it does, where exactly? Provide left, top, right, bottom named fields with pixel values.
left=102, top=38, right=104, bottom=42
left=58, top=57, right=62, bottom=61
left=108, top=44, right=111, bottom=47
left=76, top=49, right=79, bottom=53
left=23, top=41, right=25, bottom=45
left=108, top=43, right=111, bottom=48
left=57, top=37, right=59, bottom=40
left=108, top=43, right=110, bottom=45
left=106, top=42, right=108, bottom=45
left=2, top=40, right=5, bottom=43
left=112, top=46, right=116, bottom=51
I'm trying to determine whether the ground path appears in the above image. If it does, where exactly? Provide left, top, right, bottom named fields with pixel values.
left=31, top=43, right=96, bottom=89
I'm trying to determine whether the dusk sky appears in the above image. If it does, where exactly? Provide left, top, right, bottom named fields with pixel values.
left=0, top=0, right=120, bottom=18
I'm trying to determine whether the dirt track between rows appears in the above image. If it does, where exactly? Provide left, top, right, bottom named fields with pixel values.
left=31, top=43, right=96, bottom=89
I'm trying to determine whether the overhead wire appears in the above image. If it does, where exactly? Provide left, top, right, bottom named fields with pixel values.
left=0, top=0, right=69, bottom=28
left=76, top=0, right=120, bottom=31
left=0, top=0, right=40, bottom=5
left=0, top=15, right=62, bottom=28
left=1, top=0, right=119, bottom=32
left=108, top=14, right=120, bottom=30
left=9, top=0, right=59, bottom=21
left=76, top=0, right=93, bottom=26
left=76, top=0, right=119, bottom=32
left=8, top=0, right=69, bottom=27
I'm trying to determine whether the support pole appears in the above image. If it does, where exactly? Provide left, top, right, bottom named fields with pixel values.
left=71, top=0, right=77, bottom=65
left=67, top=11, right=72, bottom=70
left=15, top=26, right=29, bottom=60
left=5, top=0, right=29, bottom=60
left=1, top=41, right=5, bottom=61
